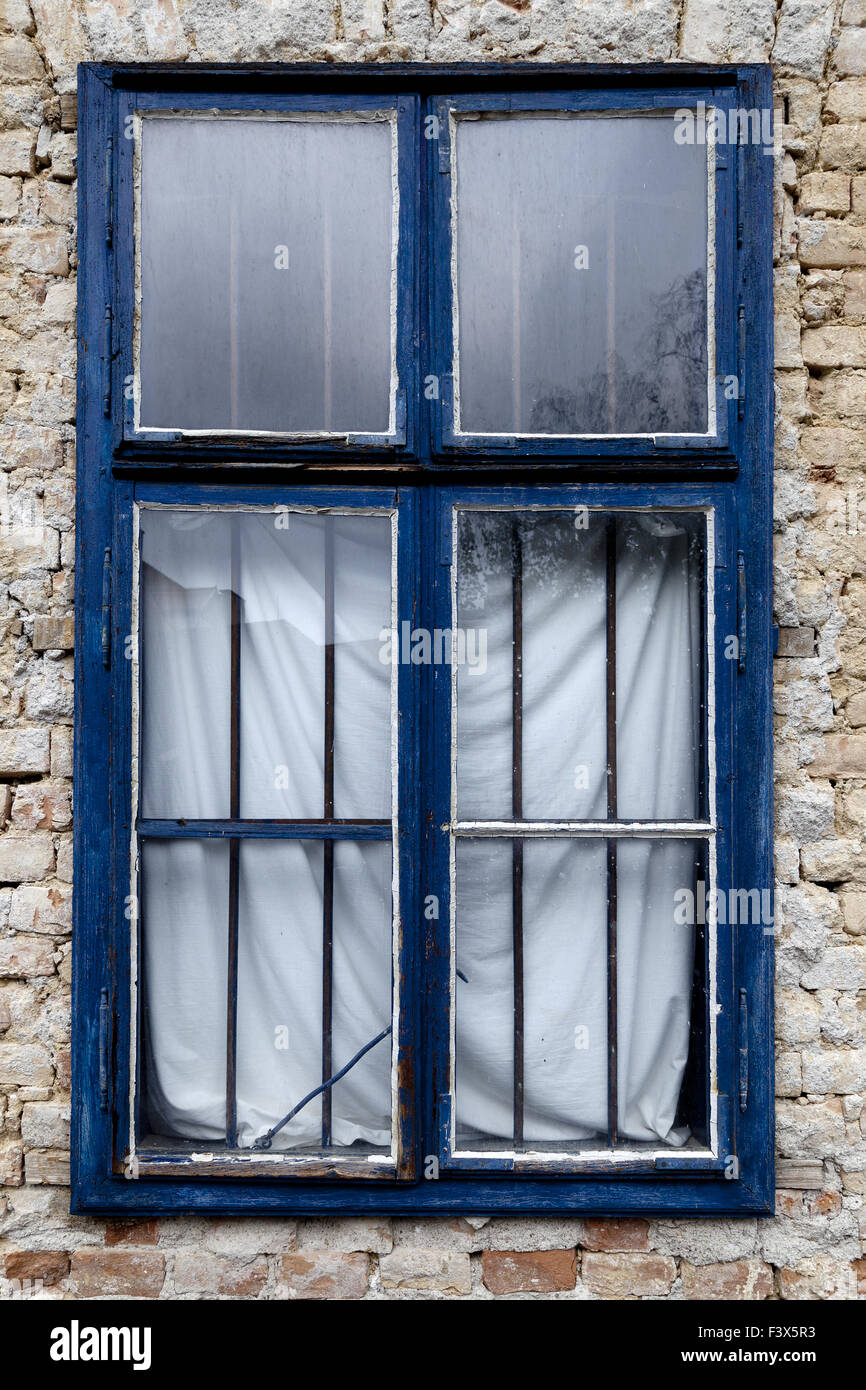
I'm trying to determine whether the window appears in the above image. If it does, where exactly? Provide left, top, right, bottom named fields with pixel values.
left=74, top=64, right=773, bottom=1214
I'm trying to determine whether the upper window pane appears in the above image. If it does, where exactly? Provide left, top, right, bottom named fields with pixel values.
left=139, top=508, right=395, bottom=820
left=455, top=509, right=707, bottom=821
left=453, top=114, right=710, bottom=437
left=137, top=114, right=396, bottom=434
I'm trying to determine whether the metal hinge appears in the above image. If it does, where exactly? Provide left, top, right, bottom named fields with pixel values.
left=98, top=987, right=111, bottom=1110
left=104, top=135, right=113, bottom=247
left=441, top=512, right=453, bottom=566
left=737, top=550, right=747, bottom=674
left=438, top=104, right=451, bottom=173
left=738, top=987, right=749, bottom=1112
left=102, top=304, right=112, bottom=417
left=101, top=546, right=112, bottom=668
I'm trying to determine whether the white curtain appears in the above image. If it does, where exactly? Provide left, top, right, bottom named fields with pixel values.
left=139, top=507, right=703, bottom=1153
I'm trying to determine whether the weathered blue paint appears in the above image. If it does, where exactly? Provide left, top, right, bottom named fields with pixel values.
left=73, top=63, right=773, bottom=1216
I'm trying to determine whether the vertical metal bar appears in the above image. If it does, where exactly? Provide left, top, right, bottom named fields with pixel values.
left=512, top=520, right=524, bottom=1149
left=321, top=518, right=336, bottom=1147
left=605, top=516, right=618, bottom=1148
left=225, top=520, right=241, bottom=1148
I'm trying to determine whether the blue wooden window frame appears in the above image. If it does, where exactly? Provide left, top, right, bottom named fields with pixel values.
left=73, top=63, right=773, bottom=1215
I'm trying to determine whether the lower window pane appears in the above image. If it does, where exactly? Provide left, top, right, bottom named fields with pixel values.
left=140, top=839, right=394, bottom=1155
left=236, top=839, right=393, bottom=1153
left=615, top=839, right=705, bottom=1147
left=454, top=838, right=706, bottom=1152
left=141, top=839, right=230, bottom=1144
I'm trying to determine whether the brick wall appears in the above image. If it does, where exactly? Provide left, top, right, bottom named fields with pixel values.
left=0, top=0, right=864, bottom=1300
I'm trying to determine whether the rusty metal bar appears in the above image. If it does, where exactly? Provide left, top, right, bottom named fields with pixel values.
left=605, top=515, right=618, bottom=1148
left=512, top=520, right=524, bottom=1149
left=226, top=519, right=241, bottom=1148
left=322, top=517, right=336, bottom=1147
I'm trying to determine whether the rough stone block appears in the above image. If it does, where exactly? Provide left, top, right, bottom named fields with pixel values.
left=481, top=1249, right=576, bottom=1294
left=280, top=1251, right=369, bottom=1300
left=70, top=1249, right=166, bottom=1299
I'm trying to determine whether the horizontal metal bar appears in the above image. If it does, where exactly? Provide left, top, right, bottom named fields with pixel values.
left=138, top=819, right=392, bottom=840
left=451, top=820, right=715, bottom=838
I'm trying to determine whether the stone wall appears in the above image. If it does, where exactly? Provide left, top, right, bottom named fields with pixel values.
left=0, top=0, right=864, bottom=1299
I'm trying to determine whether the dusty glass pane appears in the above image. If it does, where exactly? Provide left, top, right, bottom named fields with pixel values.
left=454, top=509, right=706, bottom=822
left=139, top=116, right=394, bottom=433
left=615, top=514, right=705, bottom=820
left=455, top=838, right=608, bottom=1148
left=139, top=509, right=393, bottom=820
left=237, top=839, right=393, bottom=1152
left=454, top=114, right=709, bottom=435
left=616, top=838, right=702, bottom=1146
left=141, top=839, right=229, bottom=1143
left=141, top=839, right=394, bottom=1153
left=455, top=510, right=607, bottom=821
left=453, top=837, right=705, bottom=1151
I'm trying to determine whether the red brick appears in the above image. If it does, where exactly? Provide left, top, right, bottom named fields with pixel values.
left=482, top=1249, right=576, bottom=1294
left=681, top=1259, right=774, bottom=1300
left=70, top=1249, right=165, bottom=1299
left=280, top=1251, right=368, bottom=1300
left=105, top=1219, right=159, bottom=1247
left=4, top=1250, right=69, bottom=1287
left=582, top=1252, right=676, bottom=1299
left=581, top=1218, right=650, bottom=1252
